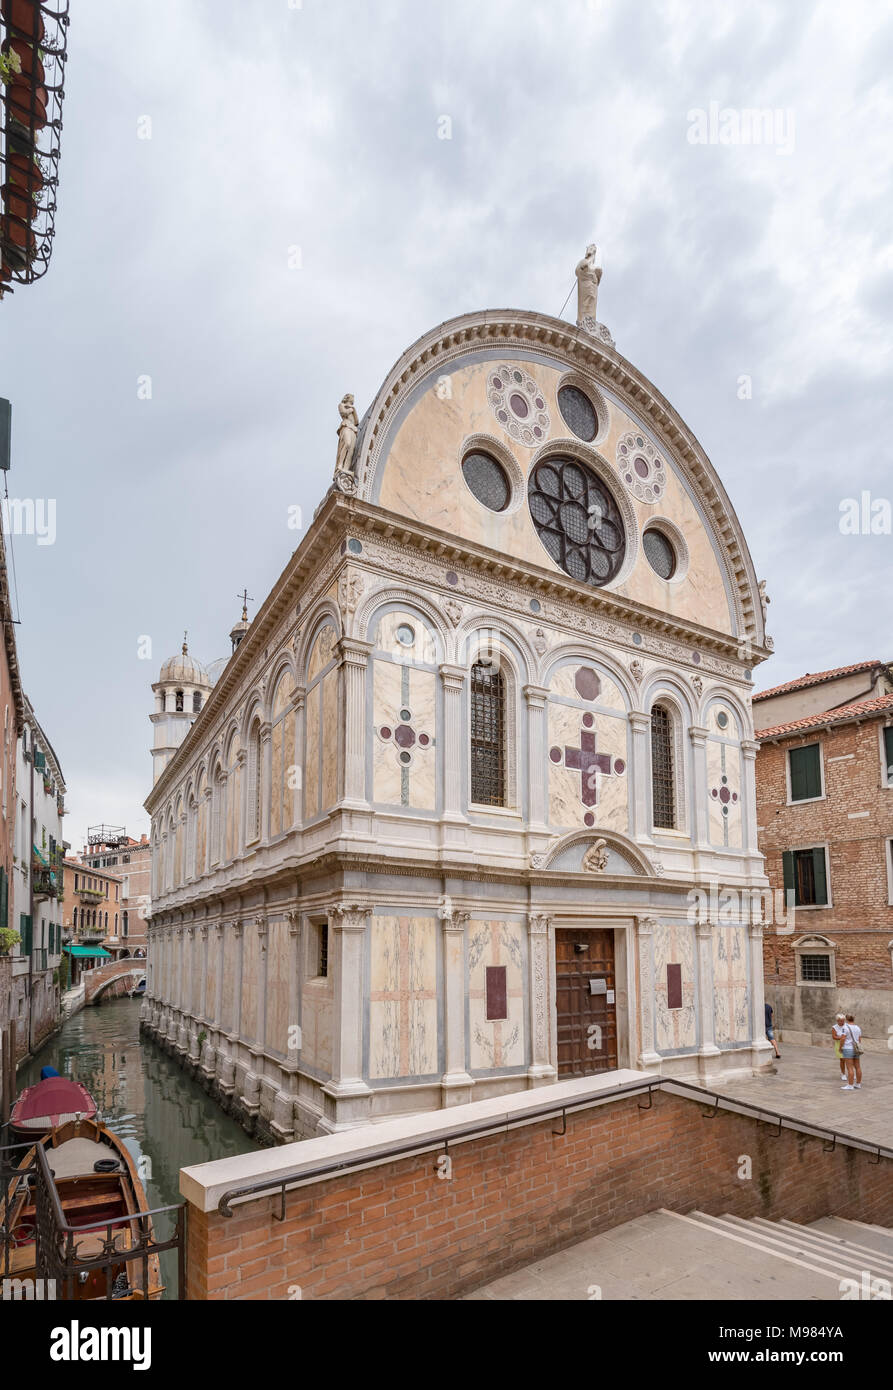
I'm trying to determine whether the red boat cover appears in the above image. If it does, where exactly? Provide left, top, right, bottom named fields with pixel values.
left=11, top=1076, right=96, bottom=1130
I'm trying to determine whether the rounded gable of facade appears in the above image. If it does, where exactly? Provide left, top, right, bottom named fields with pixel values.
left=352, top=308, right=766, bottom=648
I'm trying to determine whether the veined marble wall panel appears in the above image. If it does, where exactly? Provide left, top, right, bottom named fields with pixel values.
left=221, top=930, right=238, bottom=1035
left=320, top=668, right=339, bottom=812
left=467, top=919, right=526, bottom=1071
left=206, top=930, right=219, bottom=1026
left=369, top=916, right=438, bottom=1080
left=713, top=924, right=750, bottom=1045
left=373, top=660, right=436, bottom=809
left=304, top=683, right=320, bottom=819
left=652, top=920, right=697, bottom=1051
left=547, top=700, right=628, bottom=832
left=301, top=979, right=333, bottom=1076
left=707, top=737, right=743, bottom=850
left=241, top=929, right=260, bottom=1044
left=265, top=920, right=290, bottom=1058
left=307, top=625, right=337, bottom=683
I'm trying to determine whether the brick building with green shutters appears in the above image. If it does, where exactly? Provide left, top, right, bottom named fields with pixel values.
left=753, top=660, right=893, bottom=1049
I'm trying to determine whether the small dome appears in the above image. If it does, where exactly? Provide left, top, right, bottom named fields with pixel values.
left=206, top=656, right=229, bottom=686
left=159, top=637, right=210, bottom=687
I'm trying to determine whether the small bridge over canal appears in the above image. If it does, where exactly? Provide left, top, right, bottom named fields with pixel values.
left=83, top=959, right=146, bottom=1005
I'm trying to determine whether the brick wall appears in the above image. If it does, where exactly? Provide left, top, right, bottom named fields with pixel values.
left=757, top=718, right=893, bottom=1039
left=184, top=1090, right=893, bottom=1301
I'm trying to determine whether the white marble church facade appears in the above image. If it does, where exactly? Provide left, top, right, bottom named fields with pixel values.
left=142, top=259, right=774, bottom=1142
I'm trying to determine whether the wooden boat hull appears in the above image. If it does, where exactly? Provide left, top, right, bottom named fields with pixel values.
left=2, top=1119, right=163, bottom=1300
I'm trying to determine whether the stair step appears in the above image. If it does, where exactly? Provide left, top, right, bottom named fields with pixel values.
left=659, top=1211, right=845, bottom=1290
left=808, top=1217, right=893, bottom=1261
left=752, top=1218, right=893, bottom=1275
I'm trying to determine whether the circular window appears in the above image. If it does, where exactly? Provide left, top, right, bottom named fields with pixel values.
left=558, top=385, right=598, bottom=442
left=716, top=711, right=729, bottom=729
left=396, top=624, right=415, bottom=647
left=527, top=458, right=625, bottom=587
left=643, top=528, right=676, bottom=579
left=616, top=431, right=667, bottom=503
left=462, top=451, right=510, bottom=513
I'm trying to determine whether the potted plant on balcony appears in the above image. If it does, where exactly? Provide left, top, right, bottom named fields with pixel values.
left=0, top=927, right=21, bottom=955
left=0, top=0, right=44, bottom=43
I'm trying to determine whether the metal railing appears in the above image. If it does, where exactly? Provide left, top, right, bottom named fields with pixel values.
left=0, top=1138, right=185, bottom=1299
left=216, top=1074, right=893, bottom=1218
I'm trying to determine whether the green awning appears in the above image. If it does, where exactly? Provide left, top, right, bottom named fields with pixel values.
left=64, top=945, right=111, bottom=958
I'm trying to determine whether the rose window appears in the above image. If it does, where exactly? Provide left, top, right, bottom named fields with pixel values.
left=527, top=457, right=625, bottom=587
left=487, top=364, right=550, bottom=447
left=616, top=431, right=666, bottom=504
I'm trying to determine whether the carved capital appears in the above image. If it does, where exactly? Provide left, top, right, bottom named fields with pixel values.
left=439, top=663, right=466, bottom=692
left=528, top=912, right=551, bottom=935
left=338, top=637, right=373, bottom=668
left=628, top=710, right=651, bottom=732
left=688, top=725, right=710, bottom=747
left=636, top=915, right=659, bottom=936
left=695, top=921, right=714, bottom=939
left=286, top=909, right=301, bottom=937
left=330, top=902, right=373, bottom=933
left=522, top=683, right=550, bottom=709
left=438, top=895, right=470, bottom=931
left=740, top=739, right=760, bottom=760
left=232, top=919, right=243, bottom=938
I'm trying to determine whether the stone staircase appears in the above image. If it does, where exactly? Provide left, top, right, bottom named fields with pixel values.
left=465, top=1210, right=893, bottom=1300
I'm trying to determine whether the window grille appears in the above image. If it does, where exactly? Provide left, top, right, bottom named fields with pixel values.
left=319, top=922, right=329, bottom=978
left=470, top=662, right=506, bottom=806
left=651, top=704, right=676, bottom=829
left=800, top=953, right=831, bottom=983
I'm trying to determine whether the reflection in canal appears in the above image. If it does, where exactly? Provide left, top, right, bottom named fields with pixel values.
left=18, top=997, right=259, bottom=1297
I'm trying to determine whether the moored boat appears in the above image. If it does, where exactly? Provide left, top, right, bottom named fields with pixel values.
left=1, top=1118, right=163, bottom=1299
left=10, top=1074, right=97, bottom=1137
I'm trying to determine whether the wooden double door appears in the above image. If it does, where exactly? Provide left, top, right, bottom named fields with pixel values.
left=555, top=928, right=618, bottom=1076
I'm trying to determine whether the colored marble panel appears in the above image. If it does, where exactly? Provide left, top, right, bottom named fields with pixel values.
left=653, top=921, right=697, bottom=1051
left=369, top=916, right=439, bottom=1079
left=321, top=669, right=339, bottom=811
left=304, top=685, right=320, bottom=819
left=713, top=923, right=749, bottom=1045
left=468, top=919, right=526, bottom=1070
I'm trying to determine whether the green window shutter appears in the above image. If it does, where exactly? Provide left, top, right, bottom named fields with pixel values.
left=790, top=744, right=821, bottom=801
left=0, top=866, right=6, bottom=931
left=811, top=848, right=828, bottom=905
left=885, top=727, right=893, bottom=780
left=20, top=913, right=32, bottom=954
left=782, top=849, right=795, bottom=905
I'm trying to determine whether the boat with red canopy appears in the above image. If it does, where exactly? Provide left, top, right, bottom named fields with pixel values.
left=10, top=1074, right=97, bottom=1137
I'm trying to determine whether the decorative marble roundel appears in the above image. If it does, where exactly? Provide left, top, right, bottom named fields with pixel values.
left=615, top=431, right=666, bottom=504
left=488, top=365, right=550, bottom=447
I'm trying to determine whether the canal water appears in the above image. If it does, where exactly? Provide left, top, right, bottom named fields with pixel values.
left=18, top=997, right=259, bottom=1297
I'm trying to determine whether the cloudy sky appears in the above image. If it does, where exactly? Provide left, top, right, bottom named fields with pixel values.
left=1, top=0, right=891, bottom=848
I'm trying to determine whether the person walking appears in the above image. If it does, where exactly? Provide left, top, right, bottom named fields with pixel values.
left=841, top=1013, right=863, bottom=1090
left=832, top=1013, right=847, bottom=1082
left=765, top=1001, right=781, bottom=1059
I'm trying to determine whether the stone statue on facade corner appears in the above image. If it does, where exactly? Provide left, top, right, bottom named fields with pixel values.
left=334, top=393, right=359, bottom=492
left=575, top=244, right=615, bottom=347
left=758, top=579, right=770, bottom=624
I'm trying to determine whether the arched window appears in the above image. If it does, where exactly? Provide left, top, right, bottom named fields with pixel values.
left=470, top=661, right=506, bottom=807
left=193, top=691, right=202, bottom=713
left=72, top=907, right=78, bottom=930
left=175, top=690, right=184, bottom=712
left=270, top=670, right=298, bottom=837
left=650, top=703, right=676, bottom=829
left=123, top=911, right=129, bottom=937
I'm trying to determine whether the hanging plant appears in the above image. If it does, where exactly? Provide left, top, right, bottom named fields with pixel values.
left=0, top=46, right=22, bottom=85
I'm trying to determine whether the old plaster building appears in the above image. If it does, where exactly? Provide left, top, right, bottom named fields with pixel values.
left=142, top=253, right=774, bottom=1142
